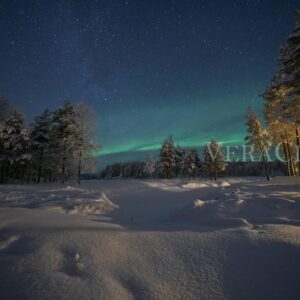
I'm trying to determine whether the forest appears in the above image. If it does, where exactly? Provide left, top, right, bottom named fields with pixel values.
left=0, top=99, right=98, bottom=184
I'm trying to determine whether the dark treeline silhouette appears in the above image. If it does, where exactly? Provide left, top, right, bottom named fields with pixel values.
left=0, top=97, right=98, bottom=184
left=99, top=159, right=286, bottom=179
left=99, top=136, right=286, bottom=179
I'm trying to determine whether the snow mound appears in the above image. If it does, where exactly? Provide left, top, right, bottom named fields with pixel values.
left=182, top=182, right=209, bottom=189
left=182, top=180, right=230, bottom=189
left=67, top=193, right=118, bottom=215
left=142, top=179, right=231, bottom=192
left=193, top=199, right=206, bottom=207
left=219, top=180, right=231, bottom=187
left=173, top=188, right=300, bottom=226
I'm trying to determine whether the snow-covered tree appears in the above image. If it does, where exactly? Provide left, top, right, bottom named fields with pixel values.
left=263, top=85, right=296, bottom=175
left=174, top=146, right=185, bottom=177
left=0, top=100, right=99, bottom=184
left=75, top=102, right=99, bottom=184
left=279, top=11, right=300, bottom=123
left=143, top=154, right=156, bottom=177
left=268, top=120, right=296, bottom=176
left=0, top=97, right=14, bottom=122
left=183, top=149, right=200, bottom=179
left=31, top=109, right=53, bottom=183
left=245, top=106, right=271, bottom=180
left=203, top=139, right=226, bottom=181
left=158, top=136, right=176, bottom=179
left=0, top=111, right=31, bottom=183
left=263, top=11, right=300, bottom=175
left=52, top=101, right=79, bottom=183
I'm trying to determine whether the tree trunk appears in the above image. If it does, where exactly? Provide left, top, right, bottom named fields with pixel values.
left=281, top=135, right=291, bottom=176
left=295, top=126, right=300, bottom=176
left=37, top=148, right=44, bottom=184
left=21, top=164, right=27, bottom=184
left=61, top=161, right=65, bottom=183
left=5, top=163, right=9, bottom=184
left=77, top=134, right=83, bottom=185
left=262, top=153, right=270, bottom=180
left=260, top=145, right=270, bottom=181
left=287, top=141, right=296, bottom=176
left=61, top=144, right=66, bottom=184
left=284, top=130, right=296, bottom=176
left=78, top=150, right=82, bottom=185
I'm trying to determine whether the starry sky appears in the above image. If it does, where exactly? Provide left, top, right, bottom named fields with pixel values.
left=0, top=0, right=299, bottom=166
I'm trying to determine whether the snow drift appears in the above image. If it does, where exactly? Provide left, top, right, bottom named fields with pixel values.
left=67, top=192, right=118, bottom=215
left=0, top=177, right=300, bottom=299
left=173, top=182, right=300, bottom=226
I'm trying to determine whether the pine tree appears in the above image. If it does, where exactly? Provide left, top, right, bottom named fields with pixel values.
left=245, top=106, right=271, bottom=180
left=263, top=85, right=296, bottom=175
left=279, top=11, right=300, bottom=120
left=174, top=146, right=185, bottom=177
left=159, top=136, right=176, bottom=179
left=0, top=111, right=31, bottom=183
left=75, top=102, right=99, bottom=184
left=0, top=97, right=14, bottom=122
left=263, top=11, right=300, bottom=175
left=183, top=149, right=200, bottom=179
left=31, top=109, right=53, bottom=183
left=52, top=101, right=79, bottom=183
left=203, top=139, right=226, bottom=181
left=144, top=154, right=156, bottom=177
left=280, top=11, right=300, bottom=175
left=268, top=120, right=295, bottom=175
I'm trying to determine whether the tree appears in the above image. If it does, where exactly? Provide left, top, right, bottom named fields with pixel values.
left=31, top=109, right=53, bottom=183
left=245, top=106, right=271, bottom=180
left=75, top=102, right=99, bottom=184
left=263, top=11, right=300, bottom=175
left=267, top=119, right=296, bottom=176
left=144, top=154, right=156, bottom=177
left=0, top=111, right=31, bottom=183
left=203, top=139, right=226, bottom=180
left=183, top=149, right=200, bottom=179
left=52, top=101, right=79, bottom=183
left=0, top=97, right=15, bottom=122
left=158, top=136, right=176, bottom=179
left=279, top=11, right=300, bottom=121
left=174, top=146, right=185, bottom=177
left=0, top=100, right=100, bottom=184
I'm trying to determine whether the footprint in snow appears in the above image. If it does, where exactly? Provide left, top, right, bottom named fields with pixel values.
left=60, top=248, right=85, bottom=278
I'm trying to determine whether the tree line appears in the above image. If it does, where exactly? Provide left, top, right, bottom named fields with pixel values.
left=0, top=98, right=98, bottom=184
left=101, top=137, right=226, bottom=180
left=100, top=136, right=286, bottom=180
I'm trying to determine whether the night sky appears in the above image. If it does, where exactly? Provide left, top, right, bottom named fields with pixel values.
left=0, top=0, right=299, bottom=165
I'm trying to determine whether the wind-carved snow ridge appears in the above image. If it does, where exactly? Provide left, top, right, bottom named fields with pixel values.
left=67, top=192, right=119, bottom=215
left=143, top=179, right=230, bottom=191
left=175, top=184, right=300, bottom=227
left=0, top=185, right=118, bottom=216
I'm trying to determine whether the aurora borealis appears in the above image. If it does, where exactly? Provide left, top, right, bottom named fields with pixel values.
left=0, top=0, right=299, bottom=166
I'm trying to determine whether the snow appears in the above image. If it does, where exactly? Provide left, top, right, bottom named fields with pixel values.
left=67, top=192, right=118, bottom=215
left=0, top=177, right=300, bottom=299
left=142, top=179, right=230, bottom=191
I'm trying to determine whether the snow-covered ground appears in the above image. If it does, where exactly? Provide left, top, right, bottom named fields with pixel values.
left=0, top=177, right=300, bottom=299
